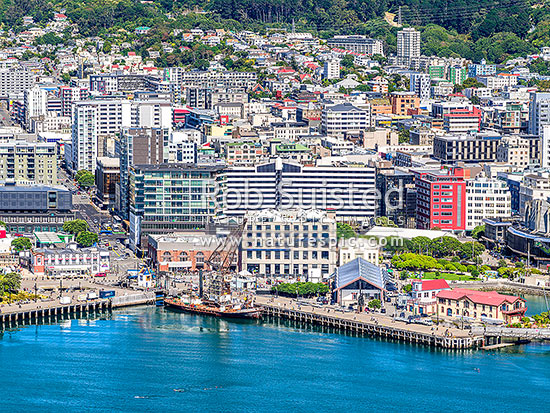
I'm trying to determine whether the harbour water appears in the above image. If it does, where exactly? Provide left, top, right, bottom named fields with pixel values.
left=1, top=306, right=549, bottom=412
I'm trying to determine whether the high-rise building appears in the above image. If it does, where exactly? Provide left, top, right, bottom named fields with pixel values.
left=0, top=67, right=35, bottom=96
left=0, top=142, right=57, bottom=185
left=409, top=73, right=431, bottom=99
left=448, top=66, right=467, bottom=85
left=221, top=159, right=377, bottom=223
left=465, top=177, right=511, bottom=231
left=71, top=98, right=172, bottom=172
left=414, top=167, right=466, bottom=231
left=323, top=59, right=340, bottom=80
left=397, top=28, right=421, bottom=66
left=528, top=92, right=550, bottom=136
left=118, top=127, right=170, bottom=218
left=128, top=163, right=224, bottom=250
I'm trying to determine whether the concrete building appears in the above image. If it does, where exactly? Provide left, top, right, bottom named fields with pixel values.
left=321, top=103, right=369, bottom=136
left=390, top=92, right=419, bottom=115
left=0, top=141, right=57, bottom=185
left=433, top=133, right=500, bottom=164
left=323, top=59, right=340, bottom=80
left=528, top=92, right=550, bottom=136
left=410, top=73, right=431, bottom=99
left=0, top=67, right=35, bottom=96
left=95, top=157, right=120, bottom=210
left=327, top=36, right=384, bottom=56
left=221, top=159, right=377, bottom=224
left=465, top=177, right=511, bottom=231
left=0, top=185, right=75, bottom=233
left=397, top=28, right=421, bottom=66
left=415, top=167, right=466, bottom=231
left=497, top=135, right=538, bottom=168
left=128, top=163, right=224, bottom=251
left=241, top=209, right=337, bottom=279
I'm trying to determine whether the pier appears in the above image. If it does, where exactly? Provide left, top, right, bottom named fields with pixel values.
left=257, top=297, right=482, bottom=349
left=0, top=292, right=157, bottom=329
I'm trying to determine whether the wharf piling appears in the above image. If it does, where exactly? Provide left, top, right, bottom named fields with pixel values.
left=0, top=292, right=157, bottom=329
left=261, top=303, right=482, bottom=349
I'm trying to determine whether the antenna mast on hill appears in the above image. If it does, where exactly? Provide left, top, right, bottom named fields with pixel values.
left=398, top=6, right=402, bottom=26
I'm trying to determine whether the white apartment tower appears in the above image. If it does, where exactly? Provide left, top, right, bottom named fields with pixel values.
left=397, top=28, right=421, bottom=66
left=529, top=92, right=550, bottom=136
left=323, top=59, right=340, bottom=80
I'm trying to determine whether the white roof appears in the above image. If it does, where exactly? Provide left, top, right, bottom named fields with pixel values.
left=365, top=226, right=457, bottom=240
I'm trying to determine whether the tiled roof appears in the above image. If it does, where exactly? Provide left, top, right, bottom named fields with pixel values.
left=436, top=288, right=524, bottom=306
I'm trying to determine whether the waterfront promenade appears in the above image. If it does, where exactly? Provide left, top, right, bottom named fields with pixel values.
left=255, top=296, right=479, bottom=349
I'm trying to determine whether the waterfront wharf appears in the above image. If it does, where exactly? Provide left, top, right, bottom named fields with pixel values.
left=256, top=296, right=482, bottom=349
left=0, top=292, right=156, bottom=329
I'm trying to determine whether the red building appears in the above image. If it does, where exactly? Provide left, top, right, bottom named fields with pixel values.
left=415, top=167, right=466, bottom=231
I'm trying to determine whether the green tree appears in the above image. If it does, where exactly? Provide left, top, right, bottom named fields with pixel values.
left=76, top=231, right=98, bottom=247
left=410, top=236, right=432, bottom=254
left=75, top=170, right=95, bottom=188
left=62, top=219, right=89, bottom=235
left=375, top=216, right=397, bottom=227
left=398, top=129, right=410, bottom=144
left=0, top=220, right=6, bottom=228
left=337, top=222, right=355, bottom=239
left=103, top=41, right=112, bottom=54
left=471, top=225, right=485, bottom=239
left=11, top=237, right=32, bottom=252
left=0, top=272, right=21, bottom=294
left=429, top=237, right=461, bottom=257
left=367, top=299, right=381, bottom=310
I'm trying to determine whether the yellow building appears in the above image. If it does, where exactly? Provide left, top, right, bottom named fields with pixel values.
left=436, top=288, right=527, bottom=324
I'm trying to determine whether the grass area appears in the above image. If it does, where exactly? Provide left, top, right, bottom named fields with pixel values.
left=421, top=272, right=477, bottom=281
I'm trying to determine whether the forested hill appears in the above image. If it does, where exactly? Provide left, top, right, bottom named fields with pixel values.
left=1, top=0, right=549, bottom=63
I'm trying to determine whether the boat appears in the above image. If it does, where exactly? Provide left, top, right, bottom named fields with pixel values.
left=164, top=297, right=262, bottom=319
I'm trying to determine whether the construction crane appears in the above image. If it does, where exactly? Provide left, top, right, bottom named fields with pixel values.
left=202, top=219, right=247, bottom=300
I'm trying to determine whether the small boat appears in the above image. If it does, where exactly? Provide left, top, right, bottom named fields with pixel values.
left=165, top=298, right=262, bottom=320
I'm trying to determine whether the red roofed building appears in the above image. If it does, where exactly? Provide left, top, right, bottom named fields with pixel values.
left=436, top=288, right=527, bottom=323
left=408, top=279, right=451, bottom=315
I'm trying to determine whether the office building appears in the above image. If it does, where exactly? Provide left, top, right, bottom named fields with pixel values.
left=118, top=127, right=170, bottom=218
left=465, top=177, right=511, bottom=231
left=0, top=185, right=75, bottom=233
left=415, top=167, right=466, bottom=231
left=433, top=133, right=501, bottom=163
left=529, top=92, right=550, bottom=136
left=0, top=67, right=35, bottom=96
left=221, top=159, right=377, bottom=223
left=321, top=103, right=369, bottom=136
left=128, top=164, right=224, bottom=251
left=95, top=157, right=120, bottom=210
left=241, top=209, right=337, bottom=279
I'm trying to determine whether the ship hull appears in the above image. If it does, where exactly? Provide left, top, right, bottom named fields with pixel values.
left=165, top=299, right=262, bottom=319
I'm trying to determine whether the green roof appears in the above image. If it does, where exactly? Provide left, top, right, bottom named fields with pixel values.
left=276, top=143, right=311, bottom=152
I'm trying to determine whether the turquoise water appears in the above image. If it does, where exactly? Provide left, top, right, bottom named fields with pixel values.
left=524, top=294, right=550, bottom=315
left=1, top=306, right=550, bottom=412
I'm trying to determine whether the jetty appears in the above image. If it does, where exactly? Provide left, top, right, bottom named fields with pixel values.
left=0, top=292, right=157, bottom=329
left=257, top=296, right=482, bottom=349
